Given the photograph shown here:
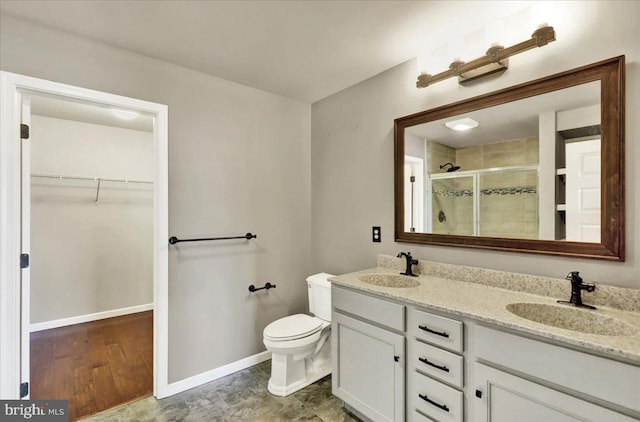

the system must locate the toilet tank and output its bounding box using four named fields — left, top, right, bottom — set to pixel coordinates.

left=307, top=273, right=334, bottom=322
